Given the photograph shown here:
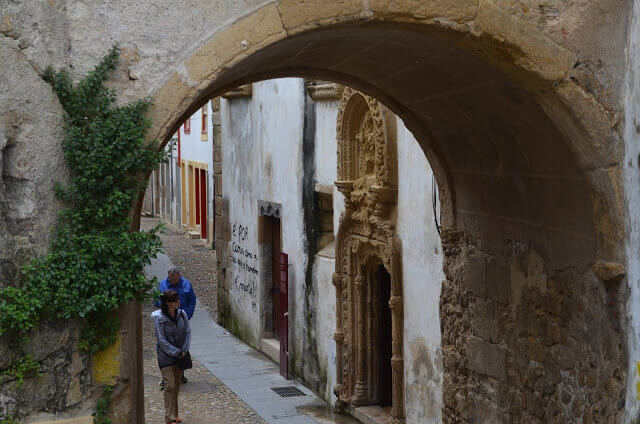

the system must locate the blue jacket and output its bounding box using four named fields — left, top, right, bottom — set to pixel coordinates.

left=155, top=309, right=191, bottom=368
left=154, top=277, right=197, bottom=319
